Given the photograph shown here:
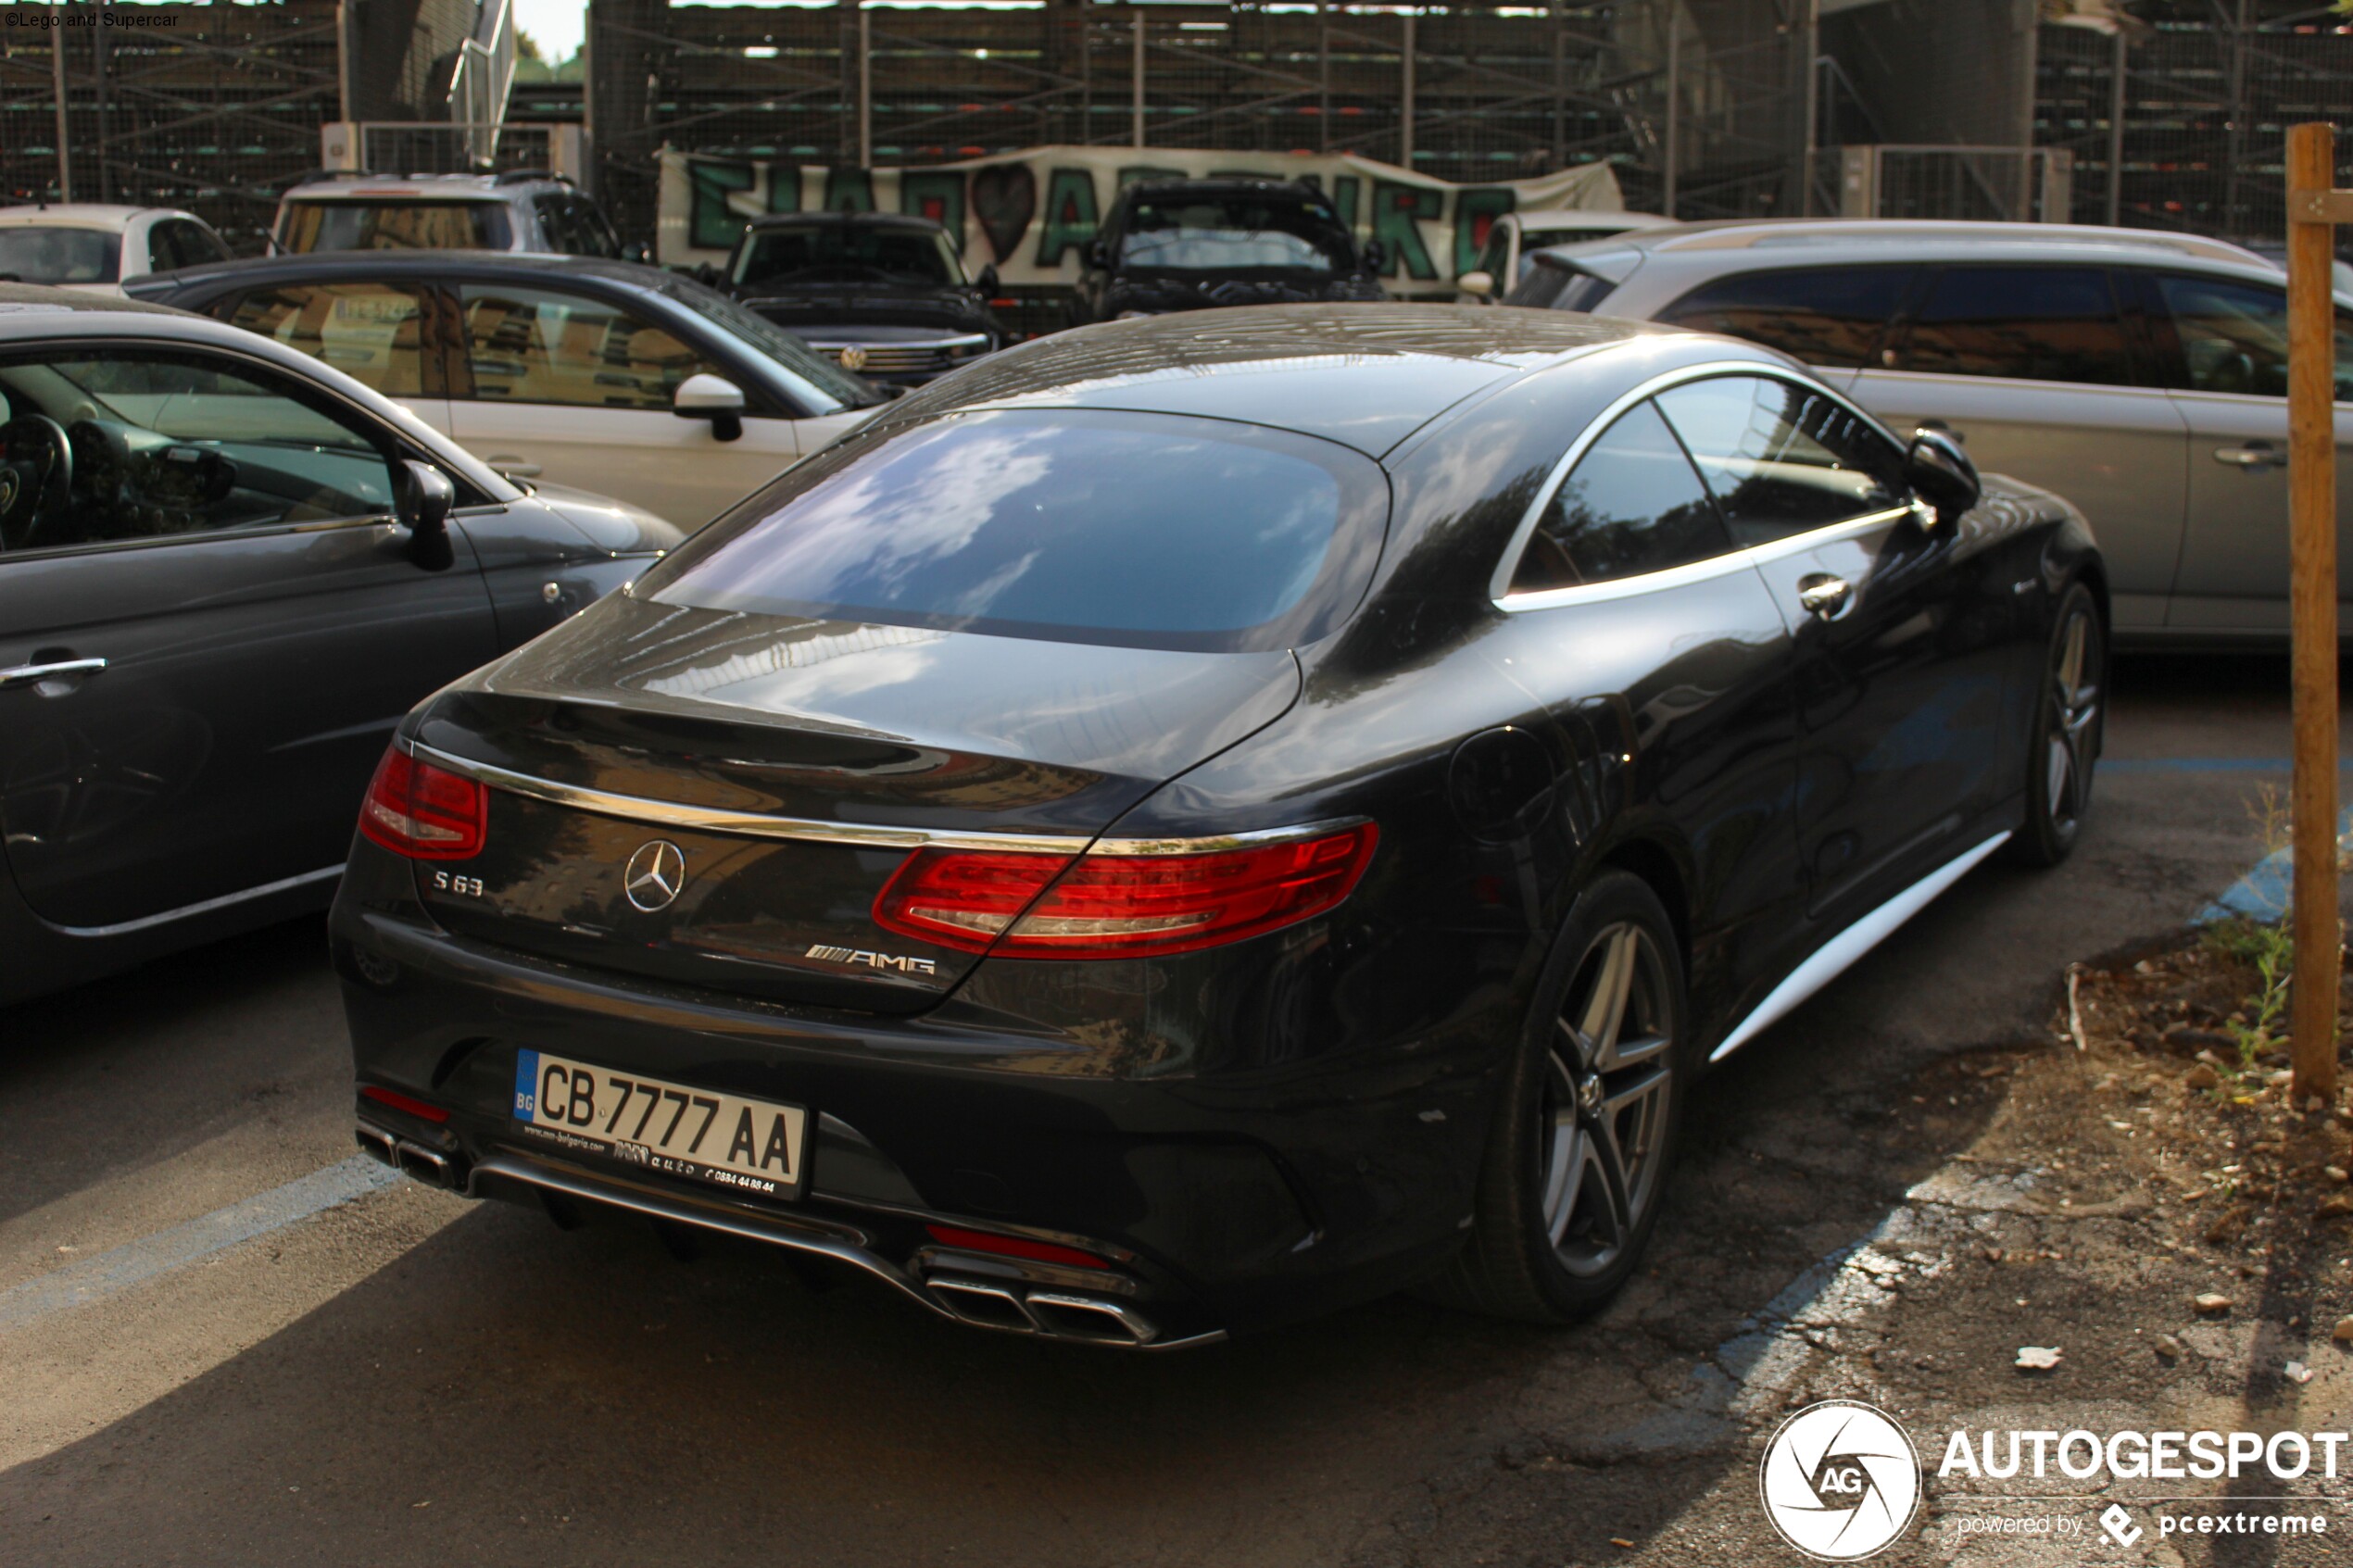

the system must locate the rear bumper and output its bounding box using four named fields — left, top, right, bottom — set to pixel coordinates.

left=331, top=898, right=1496, bottom=1342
